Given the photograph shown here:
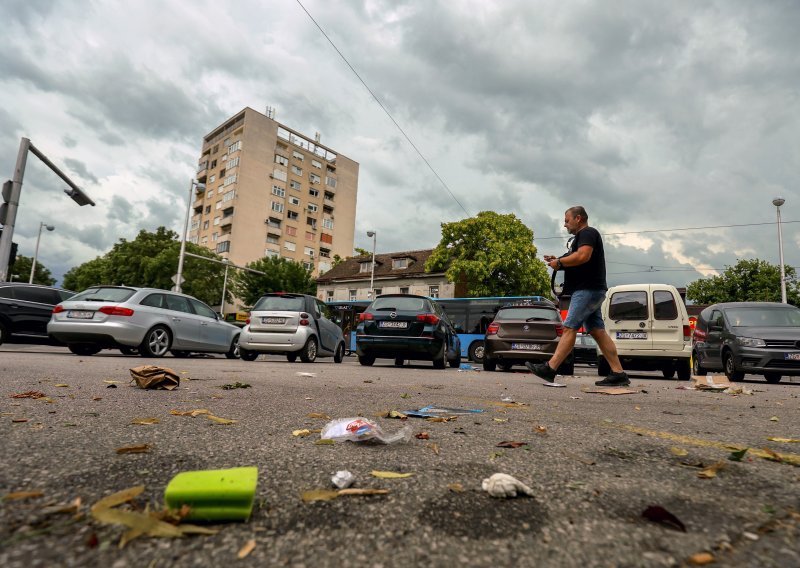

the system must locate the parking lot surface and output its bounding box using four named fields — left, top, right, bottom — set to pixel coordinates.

left=1, top=345, right=799, bottom=567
